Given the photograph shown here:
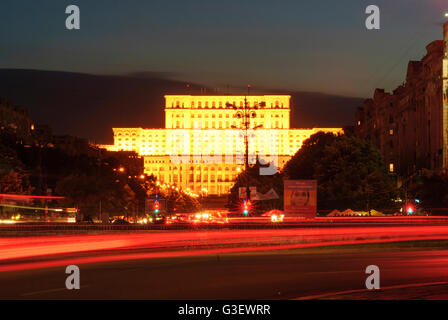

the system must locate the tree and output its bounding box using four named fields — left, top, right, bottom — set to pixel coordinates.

left=228, top=161, right=284, bottom=214
left=160, top=187, right=200, bottom=214
left=0, top=170, right=33, bottom=194
left=283, top=132, right=337, bottom=180
left=0, top=142, right=33, bottom=194
left=283, top=133, right=398, bottom=211
left=56, top=173, right=136, bottom=221
left=408, top=169, right=448, bottom=209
